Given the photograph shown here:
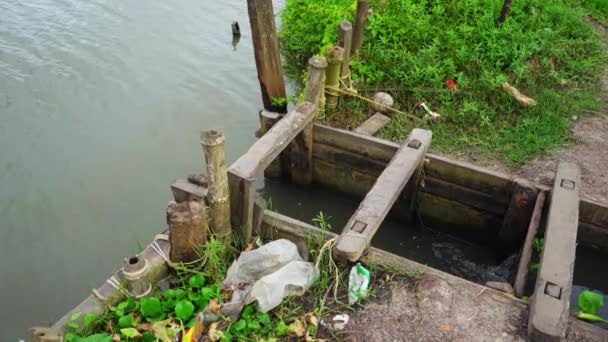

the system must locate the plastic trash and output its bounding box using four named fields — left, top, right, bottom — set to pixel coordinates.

left=247, top=260, right=317, bottom=312
left=199, top=239, right=317, bottom=324
left=331, top=314, right=350, bottom=330
left=348, top=263, right=371, bottom=304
